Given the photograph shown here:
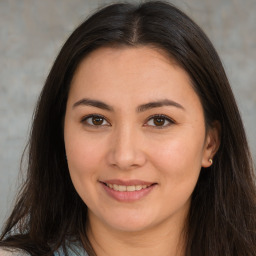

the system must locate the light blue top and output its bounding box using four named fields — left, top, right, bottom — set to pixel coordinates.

left=0, top=243, right=88, bottom=256
left=53, top=245, right=88, bottom=256
left=0, top=247, right=88, bottom=256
